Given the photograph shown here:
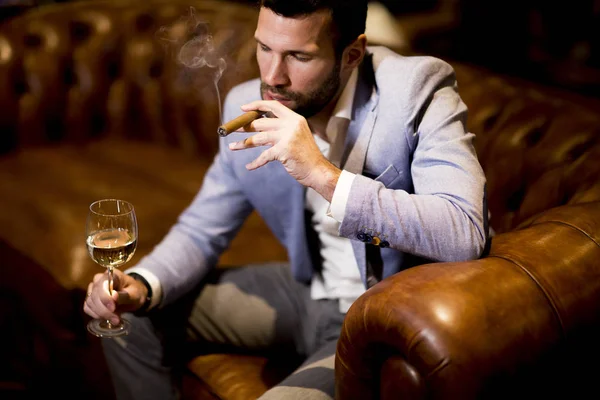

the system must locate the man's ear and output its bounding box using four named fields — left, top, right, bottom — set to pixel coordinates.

left=343, top=34, right=367, bottom=70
